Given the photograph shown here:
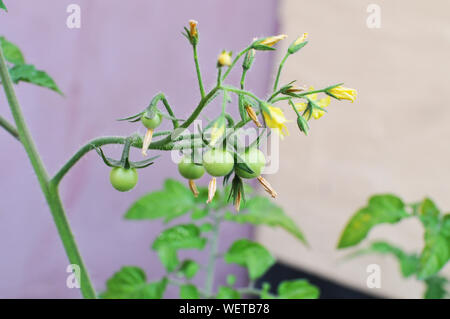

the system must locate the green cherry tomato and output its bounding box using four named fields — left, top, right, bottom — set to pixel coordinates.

left=235, top=148, right=266, bottom=179
left=178, top=156, right=205, bottom=180
left=109, top=167, right=138, bottom=192
left=203, top=149, right=234, bottom=177
left=141, top=113, right=162, bottom=129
